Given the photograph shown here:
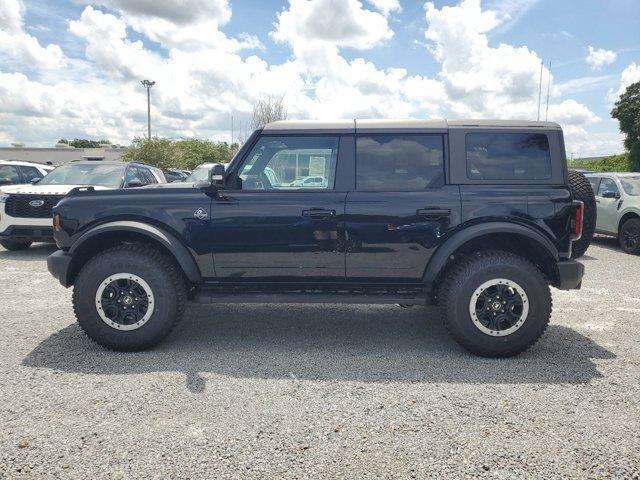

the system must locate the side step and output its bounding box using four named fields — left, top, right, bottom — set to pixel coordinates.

left=193, top=292, right=429, bottom=305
